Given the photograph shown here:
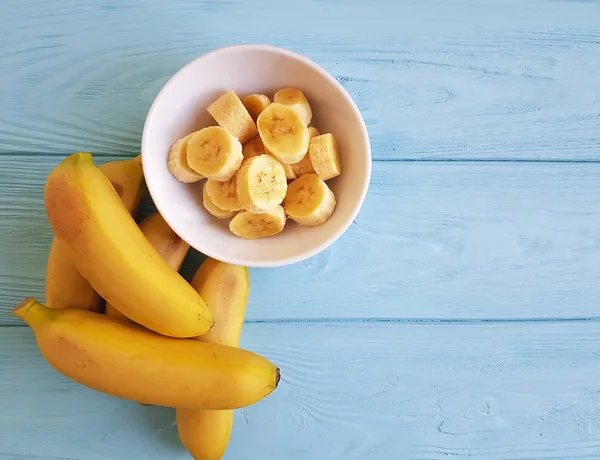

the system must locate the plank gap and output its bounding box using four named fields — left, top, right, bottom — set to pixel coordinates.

left=3, top=151, right=600, bottom=165
left=2, top=316, right=599, bottom=327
